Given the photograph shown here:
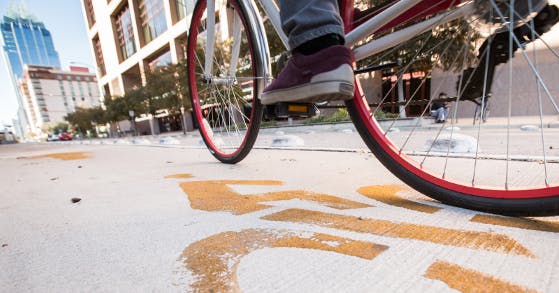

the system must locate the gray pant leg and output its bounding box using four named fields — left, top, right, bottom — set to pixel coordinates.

left=279, top=0, right=344, bottom=49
